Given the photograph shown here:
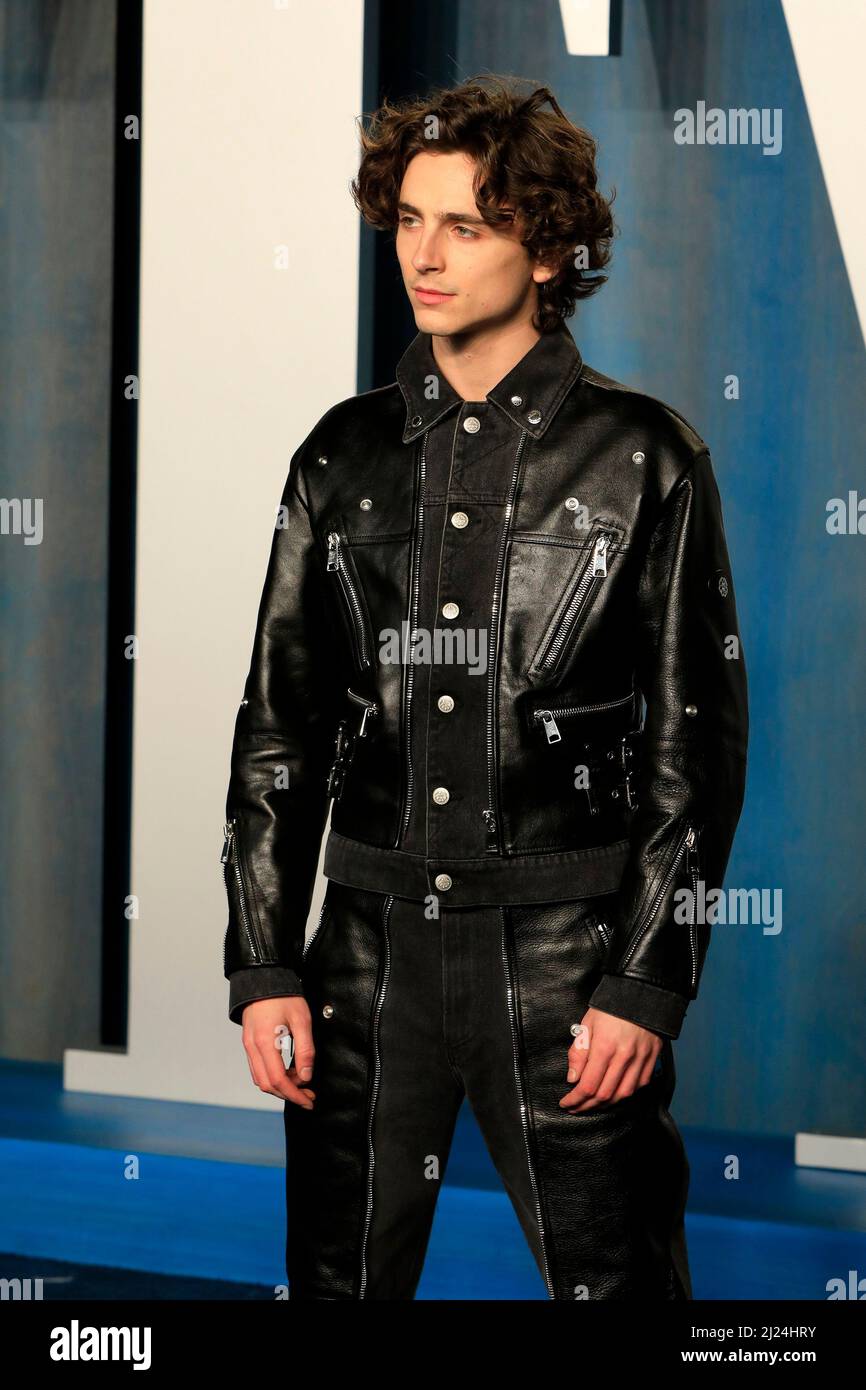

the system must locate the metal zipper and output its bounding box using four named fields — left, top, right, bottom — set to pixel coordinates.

left=621, top=822, right=697, bottom=969
left=221, top=818, right=260, bottom=960
left=685, top=827, right=700, bottom=988
left=533, top=690, right=635, bottom=744
left=396, top=434, right=427, bottom=845
left=326, top=529, right=371, bottom=669
left=500, top=909, right=555, bottom=1298
left=595, top=916, right=610, bottom=950
left=533, top=529, right=617, bottom=675
left=483, top=432, right=528, bottom=854
left=302, top=898, right=328, bottom=962
left=358, top=894, right=393, bottom=1298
